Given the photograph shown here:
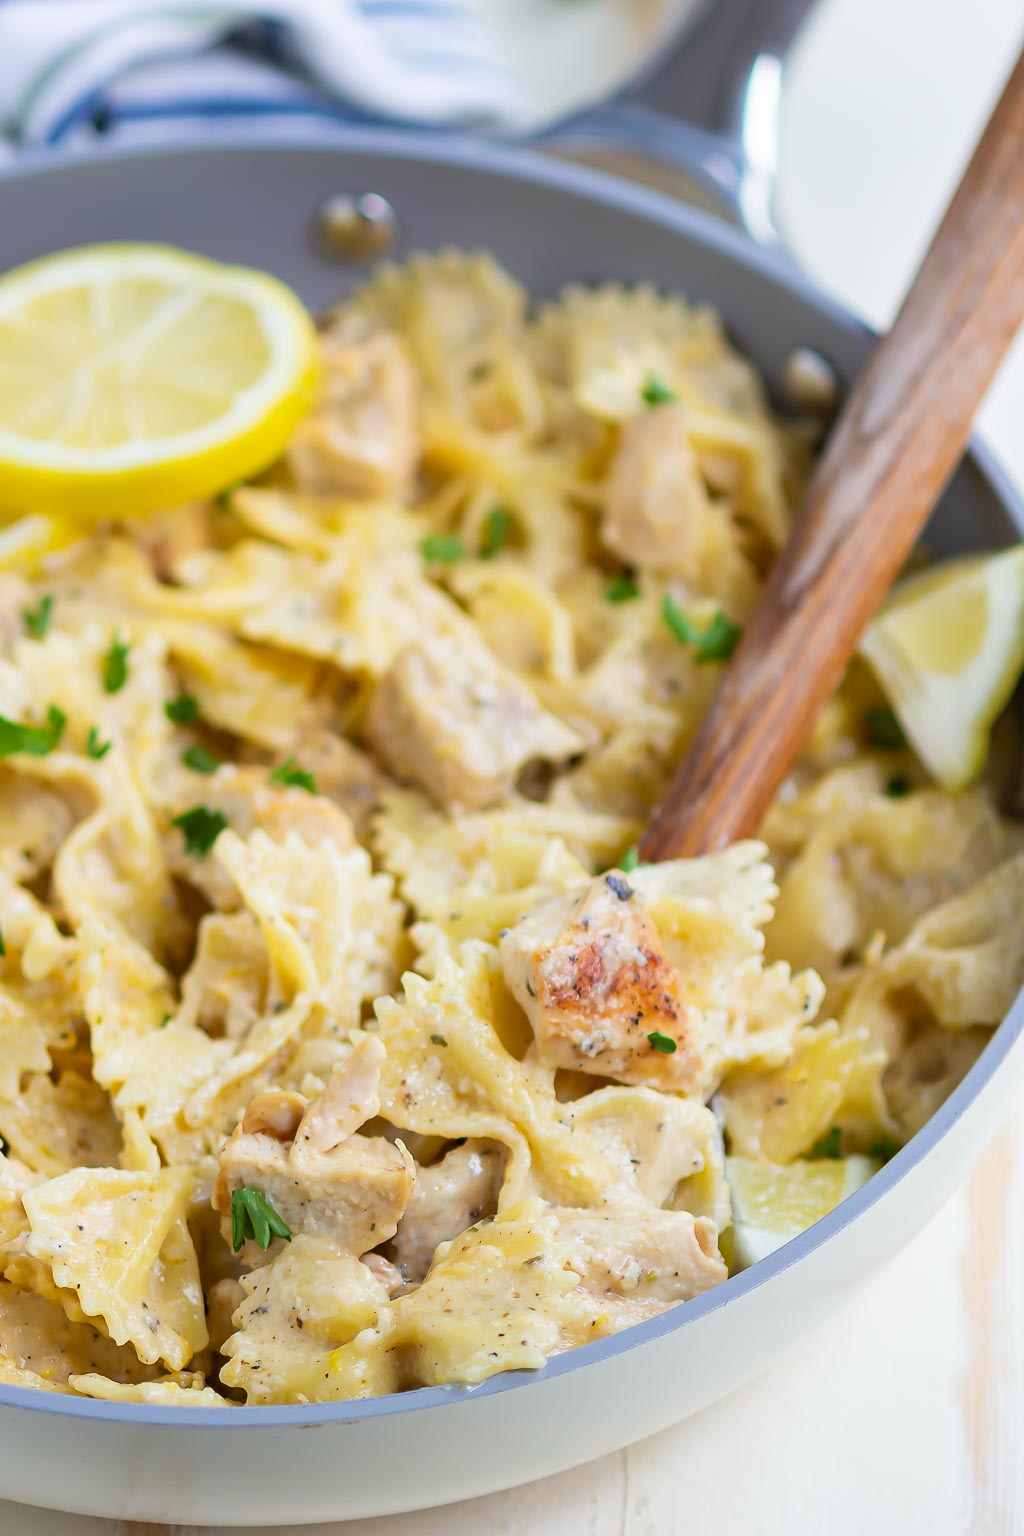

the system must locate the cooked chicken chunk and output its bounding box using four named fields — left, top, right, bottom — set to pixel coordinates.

left=556, top=1206, right=726, bottom=1312
left=170, top=764, right=355, bottom=908
left=365, top=632, right=583, bottom=811
left=500, top=873, right=704, bottom=1091
left=288, top=729, right=390, bottom=839
left=213, top=1037, right=415, bottom=1255
left=602, top=403, right=730, bottom=583
left=388, top=1141, right=504, bottom=1282
left=287, top=319, right=418, bottom=500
